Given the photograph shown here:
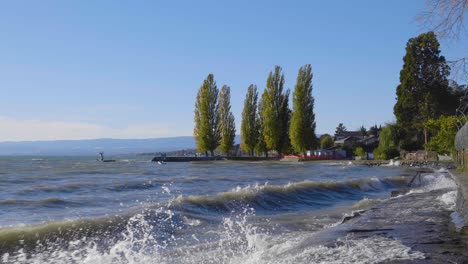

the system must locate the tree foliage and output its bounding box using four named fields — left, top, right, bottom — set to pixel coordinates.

left=374, top=123, right=400, bottom=160
left=335, top=123, right=347, bottom=136
left=261, top=66, right=291, bottom=155
left=359, top=126, right=367, bottom=137
left=320, top=134, right=334, bottom=149
left=255, top=100, right=268, bottom=157
left=424, top=115, right=459, bottom=154
left=240, top=85, right=258, bottom=156
left=394, top=32, right=452, bottom=149
left=289, top=64, right=317, bottom=154
left=194, top=74, right=220, bottom=156
left=217, top=85, right=236, bottom=155
left=368, top=125, right=380, bottom=136
left=354, top=146, right=366, bottom=158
